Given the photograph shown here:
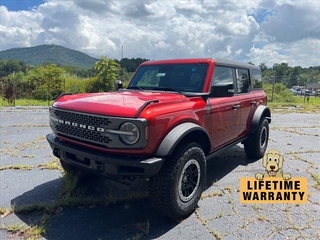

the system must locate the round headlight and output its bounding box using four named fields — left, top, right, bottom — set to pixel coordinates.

left=119, top=122, right=140, bottom=145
